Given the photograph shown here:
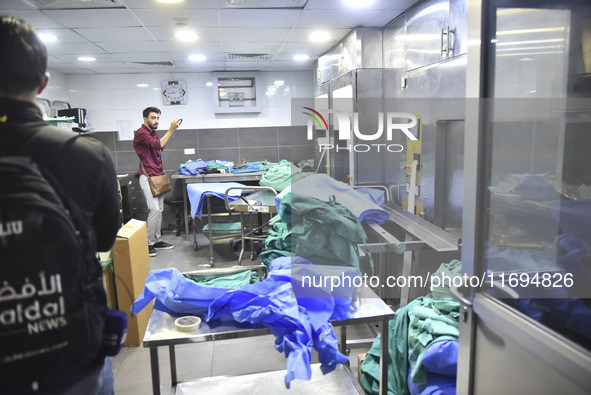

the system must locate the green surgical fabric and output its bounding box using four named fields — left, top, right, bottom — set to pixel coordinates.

left=260, top=215, right=292, bottom=265
left=259, top=160, right=305, bottom=192
left=186, top=269, right=259, bottom=289
left=360, top=298, right=422, bottom=395
left=360, top=260, right=462, bottom=393
left=260, top=192, right=372, bottom=274
left=407, top=260, right=461, bottom=385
